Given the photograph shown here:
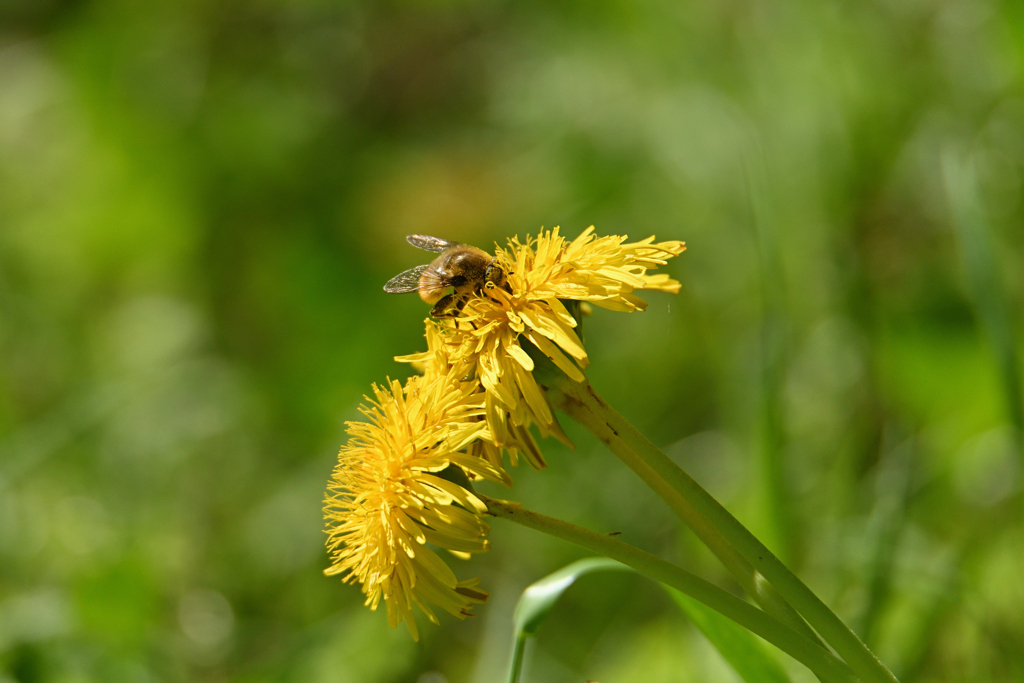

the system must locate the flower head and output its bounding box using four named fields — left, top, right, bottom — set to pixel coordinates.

left=397, top=320, right=548, bottom=472
left=323, top=373, right=508, bottom=639
left=414, top=227, right=685, bottom=441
